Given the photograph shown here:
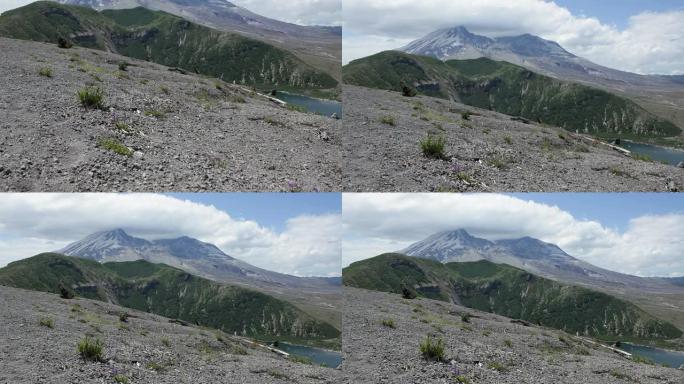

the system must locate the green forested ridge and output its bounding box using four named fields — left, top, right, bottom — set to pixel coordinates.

left=0, top=253, right=340, bottom=343
left=343, top=253, right=682, bottom=340
left=342, top=51, right=680, bottom=137
left=0, top=2, right=337, bottom=91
